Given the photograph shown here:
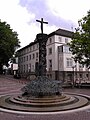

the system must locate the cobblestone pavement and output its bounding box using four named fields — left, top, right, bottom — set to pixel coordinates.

left=0, top=75, right=90, bottom=120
